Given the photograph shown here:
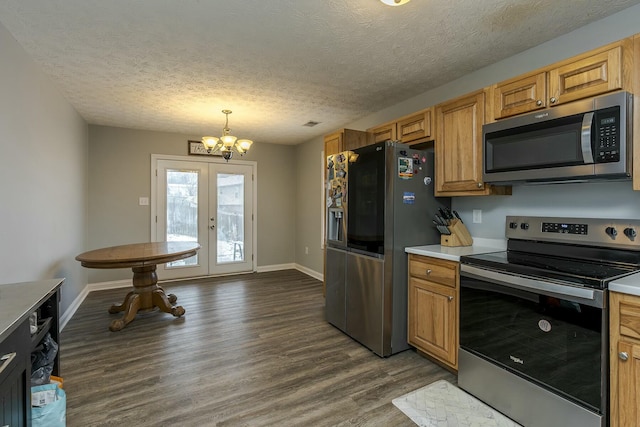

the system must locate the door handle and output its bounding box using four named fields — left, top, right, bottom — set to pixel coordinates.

left=210, top=225, right=215, bottom=230
left=0, top=352, right=16, bottom=375
left=619, top=351, right=629, bottom=361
